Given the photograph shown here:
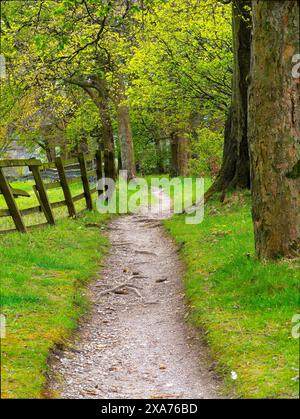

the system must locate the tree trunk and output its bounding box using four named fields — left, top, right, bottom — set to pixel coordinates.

left=59, top=143, right=69, bottom=160
left=116, top=88, right=136, bottom=179
left=207, top=0, right=251, bottom=197
left=248, top=0, right=300, bottom=259
left=170, top=132, right=189, bottom=176
left=97, top=90, right=116, bottom=179
left=170, top=132, right=179, bottom=177
left=177, top=133, right=189, bottom=176
left=45, top=145, right=56, bottom=162
left=155, top=138, right=165, bottom=174
left=82, top=77, right=116, bottom=180
left=117, top=152, right=122, bottom=171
